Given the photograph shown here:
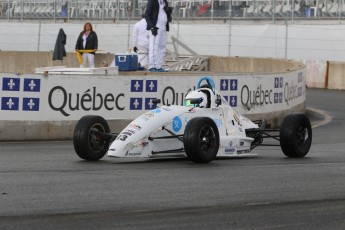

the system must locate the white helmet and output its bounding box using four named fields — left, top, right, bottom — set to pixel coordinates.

left=185, top=90, right=207, bottom=108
